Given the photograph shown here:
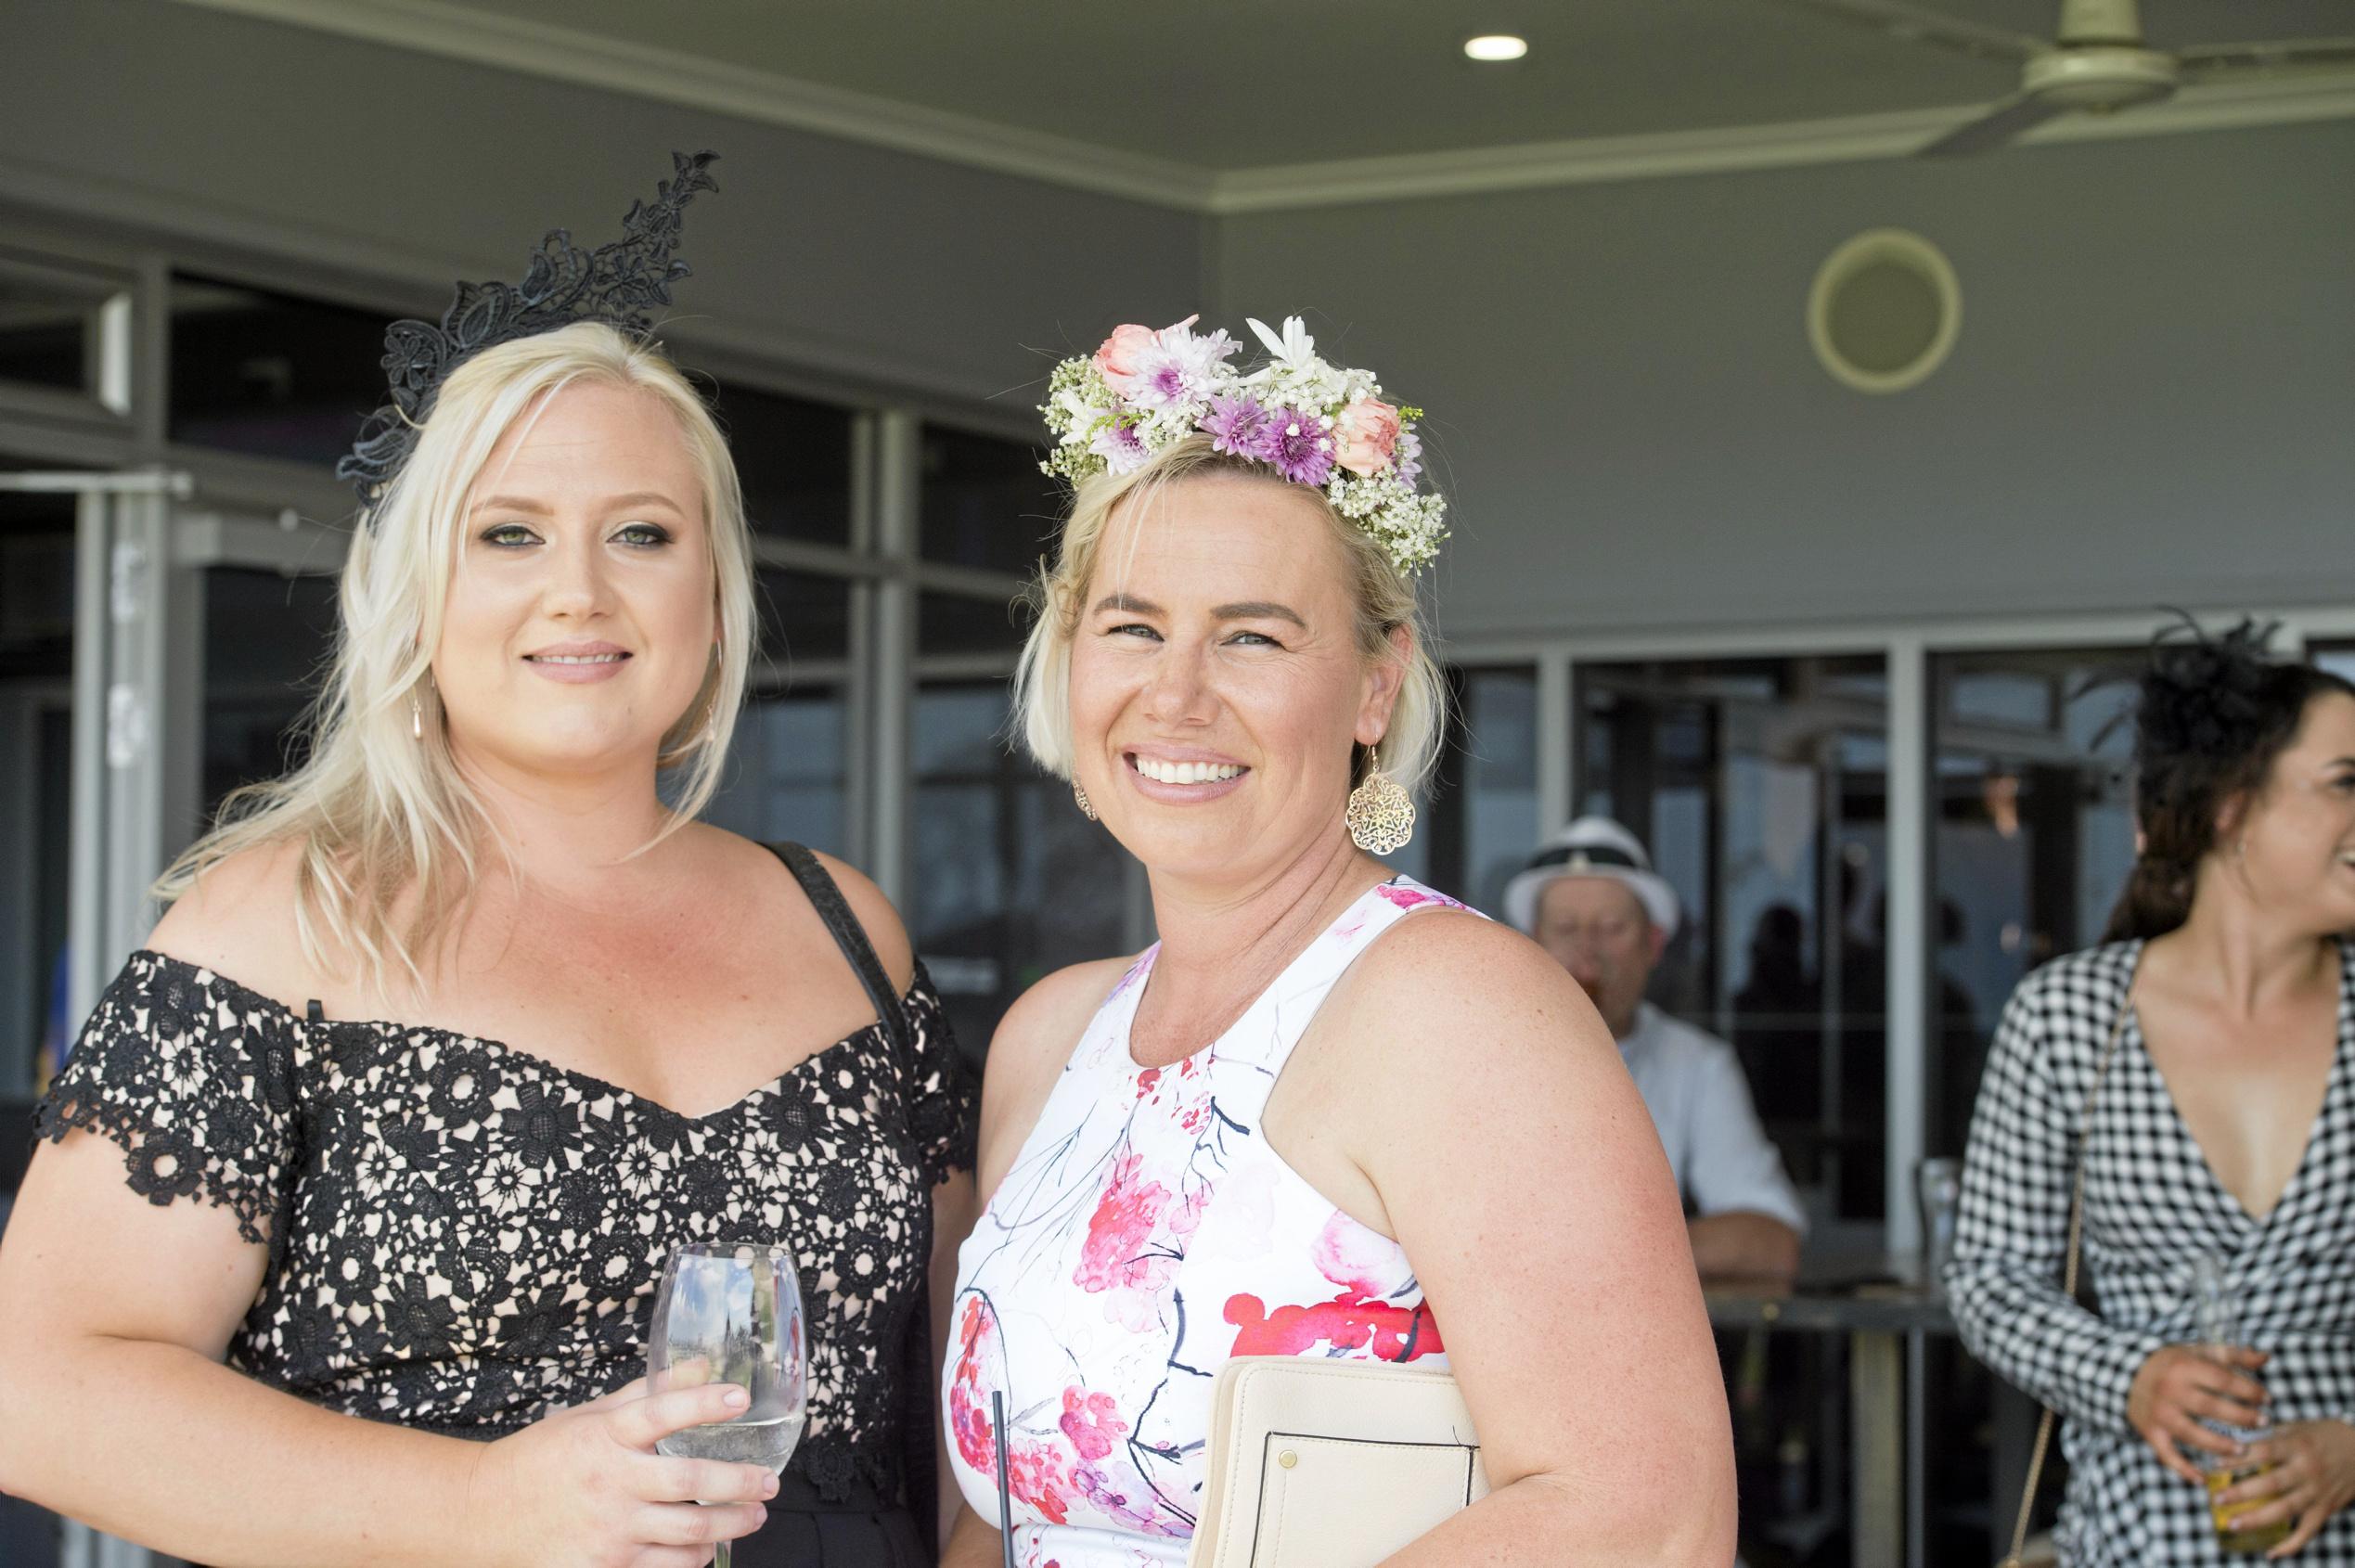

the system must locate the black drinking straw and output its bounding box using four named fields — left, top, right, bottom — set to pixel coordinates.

left=993, top=1390, right=1016, bottom=1568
